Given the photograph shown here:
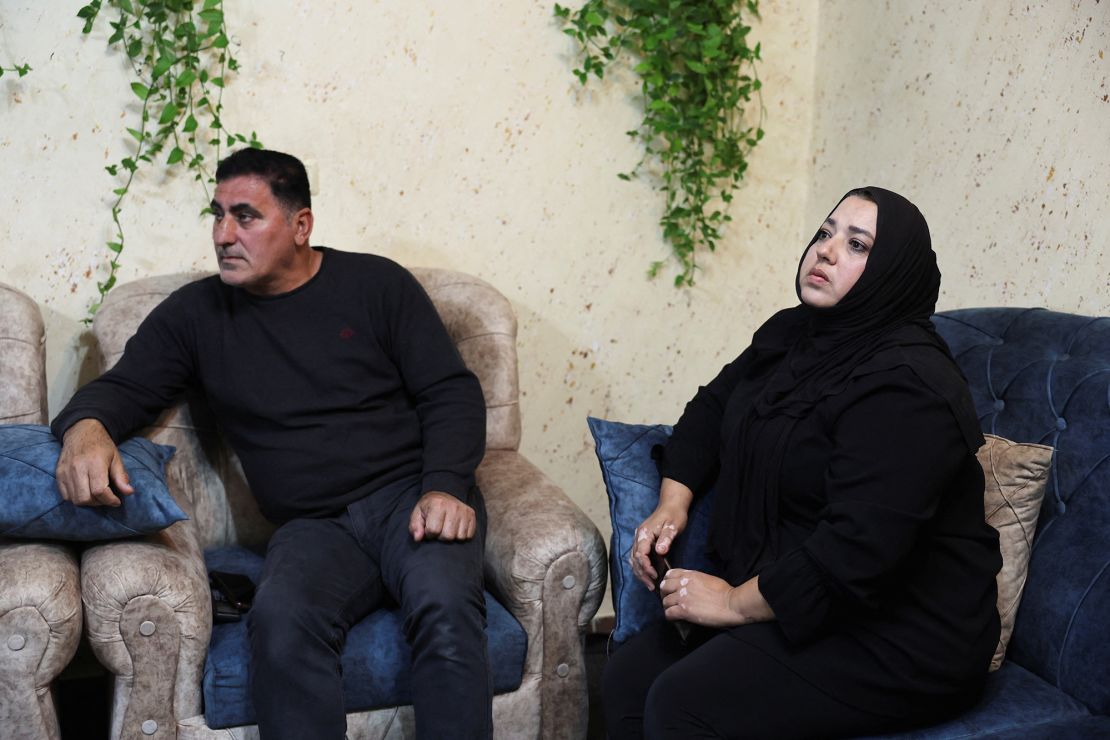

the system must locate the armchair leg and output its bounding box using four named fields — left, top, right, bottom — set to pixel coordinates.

left=105, top=597, right=181, bottom=740
left=0, top=607, right=62, bottom=740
